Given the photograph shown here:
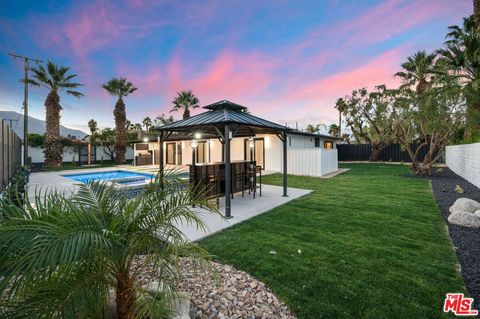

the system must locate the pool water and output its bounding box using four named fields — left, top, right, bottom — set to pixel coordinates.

left=63, top=170, right=156, bottom=184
